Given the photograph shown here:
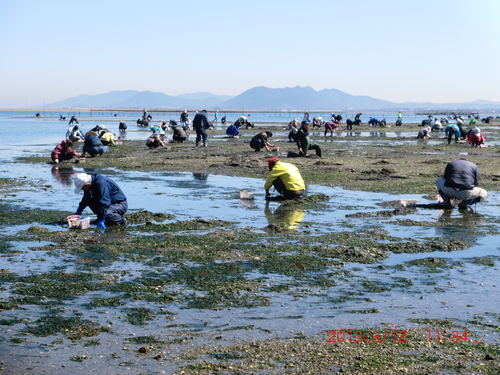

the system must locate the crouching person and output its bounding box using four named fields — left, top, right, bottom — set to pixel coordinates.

left=51, top=139, right=81, bottom=164
left=73, top=173, right=128, bottom=229
left=250, top=131, right=274, bottom=152
left=265, top=157, right=305, bottom=200
left=436, top=159, right=488, bottom=209
left=83, top=134, right=108, bottom=157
